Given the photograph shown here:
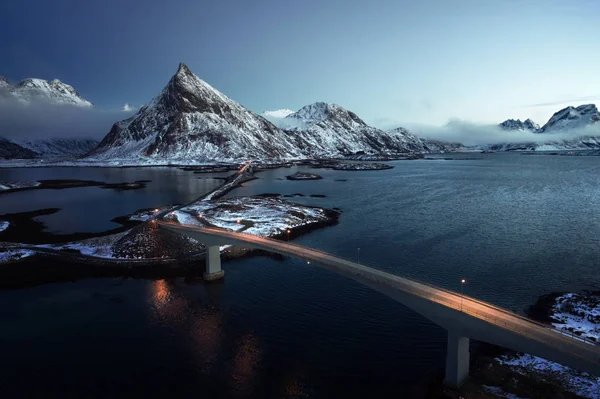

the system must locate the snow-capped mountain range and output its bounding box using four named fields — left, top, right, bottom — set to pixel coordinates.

left=499, top=105, right=599, bottom=134
left=88, top=63, right=447, bottom=162
left=3, top=63, right=600, bottom=161
left=89, top=63, right=303, bottom=161
left=489, top=104, right=600, bottom=151
left=0, top=76, right=93, bottom=107
left=0, top=76, right=99, bottom=159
